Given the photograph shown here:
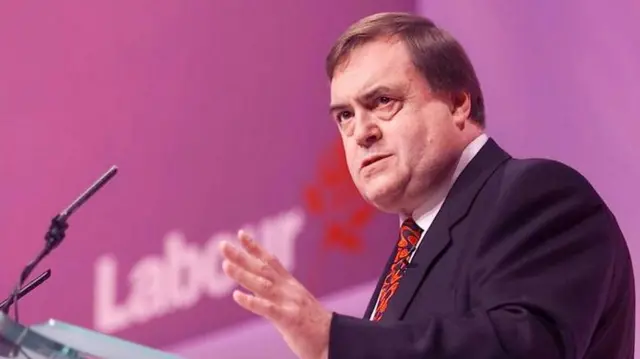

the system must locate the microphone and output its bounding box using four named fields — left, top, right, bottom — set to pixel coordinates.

left=0, top=269, right=51, bottom=312
left=2, top=166, right=118, bottom=321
